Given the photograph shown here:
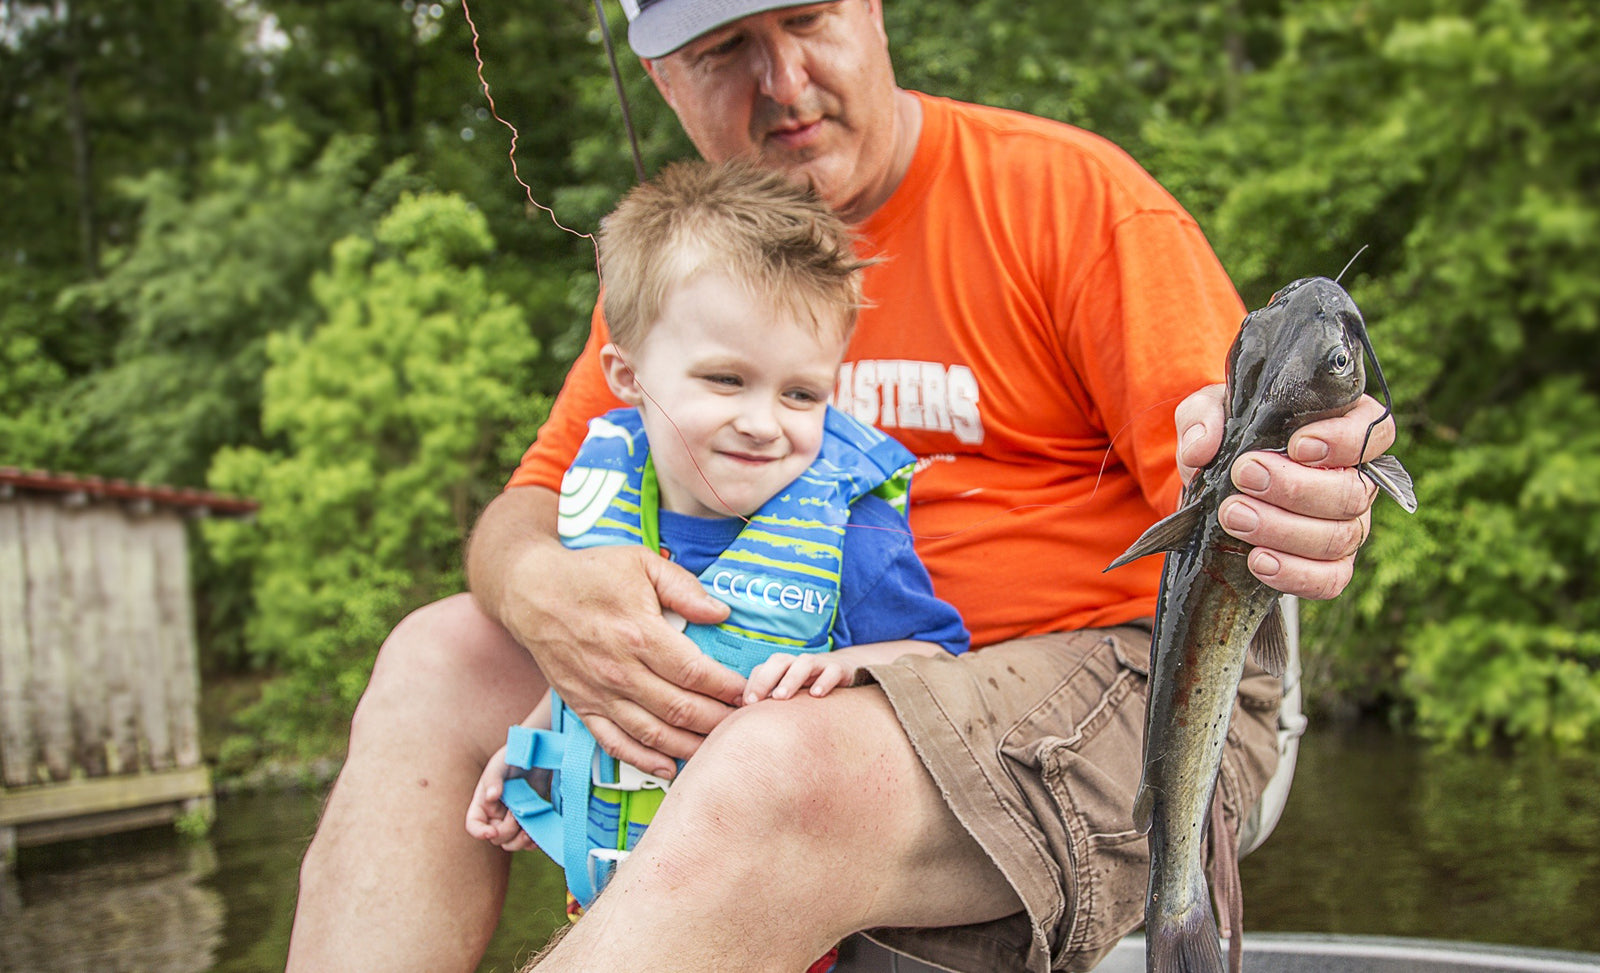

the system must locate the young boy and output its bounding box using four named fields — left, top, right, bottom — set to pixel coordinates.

left=464, top=161, right=967, bottom=902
